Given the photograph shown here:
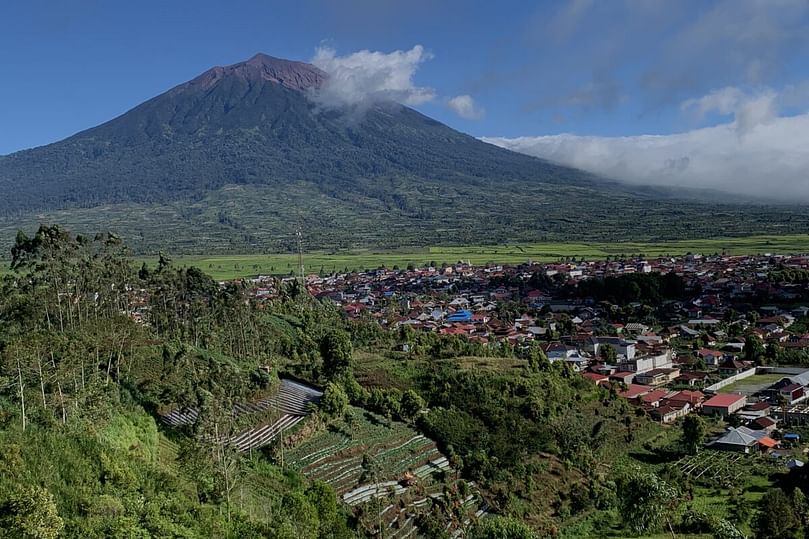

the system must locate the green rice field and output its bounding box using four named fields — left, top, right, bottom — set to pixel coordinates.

left=4, top=233, right=809, bottom=281
left=149, top=234, right=809, bottom=280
